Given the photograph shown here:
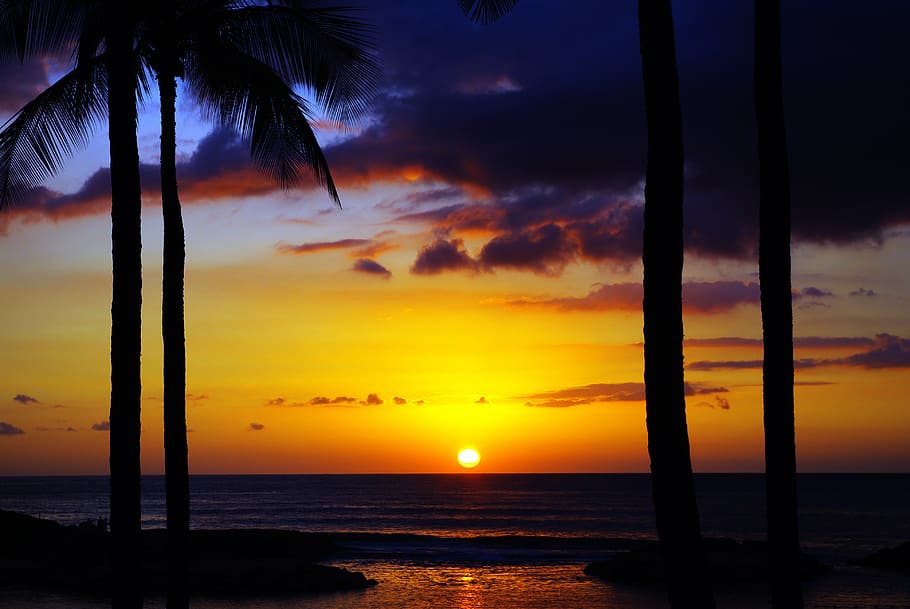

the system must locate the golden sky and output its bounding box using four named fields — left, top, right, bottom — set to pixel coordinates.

left=1, top=2, right=908, bottom=474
